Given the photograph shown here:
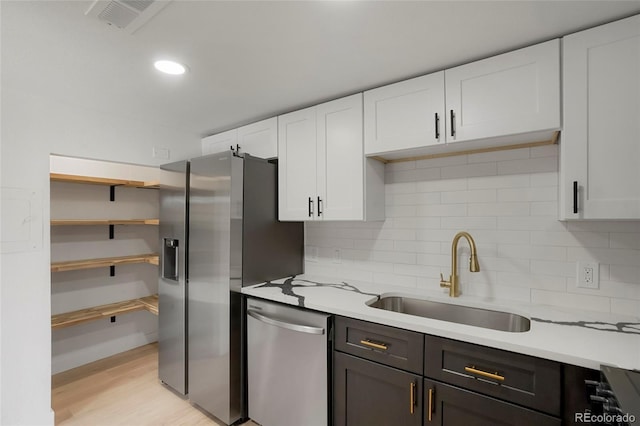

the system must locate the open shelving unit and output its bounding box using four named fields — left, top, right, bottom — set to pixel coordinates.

left=50, top=170, right=160, bottom=337
left=51, top=295, right=158, bottom=330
